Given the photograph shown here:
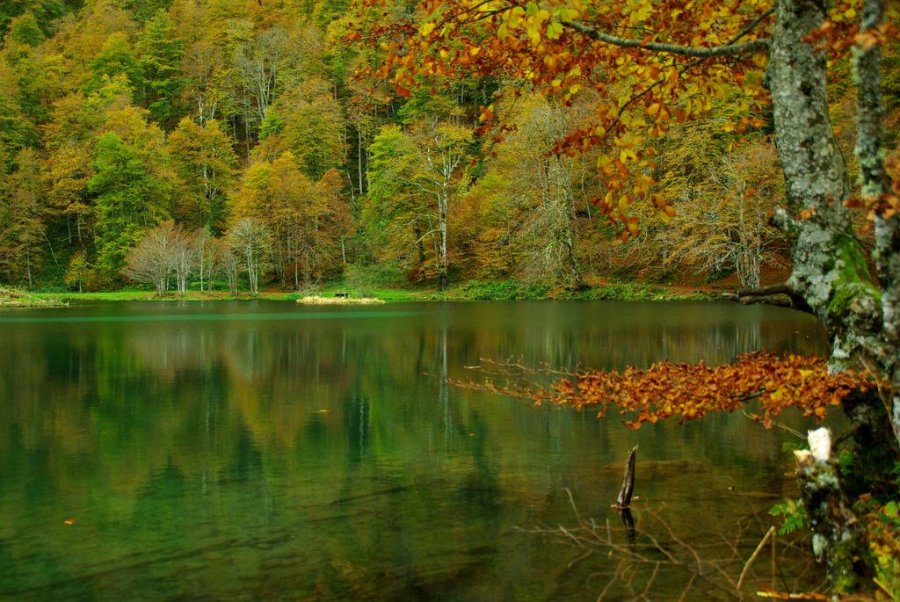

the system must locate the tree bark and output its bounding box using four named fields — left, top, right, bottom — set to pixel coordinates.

left=767, top=0, right=890, bottom=384
left=854, top=0, right=900, bottom=448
